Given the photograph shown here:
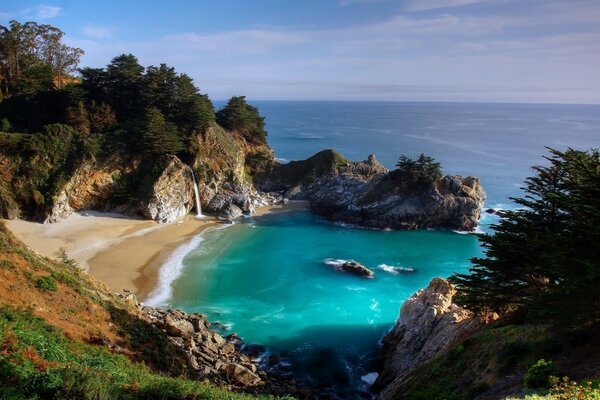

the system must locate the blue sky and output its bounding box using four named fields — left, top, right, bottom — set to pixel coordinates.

left=1, top=0, right=599, bottom=103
